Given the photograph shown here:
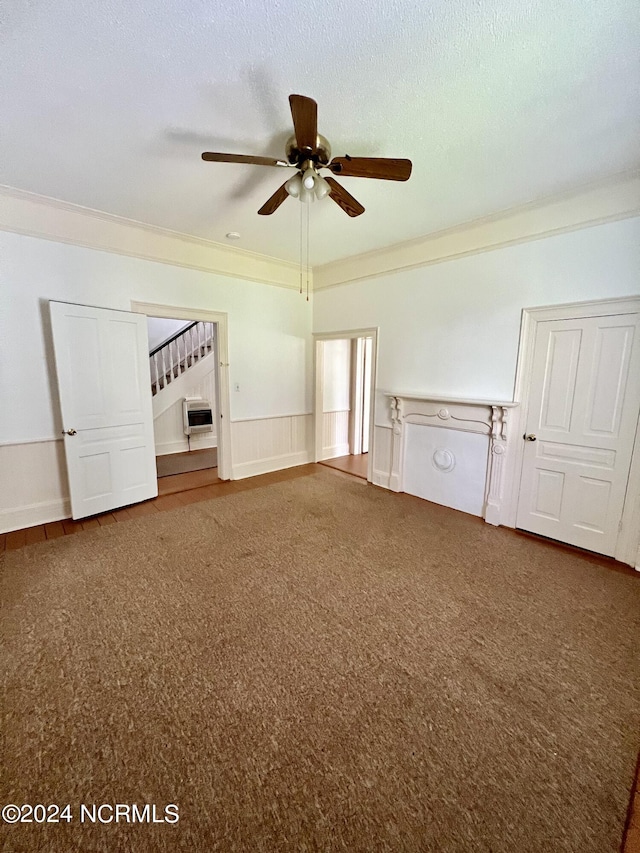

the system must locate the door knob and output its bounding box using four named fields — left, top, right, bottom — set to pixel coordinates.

left=523, top=433, right=537, bottom=442
left=62, top=428, right=77, bottom=436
